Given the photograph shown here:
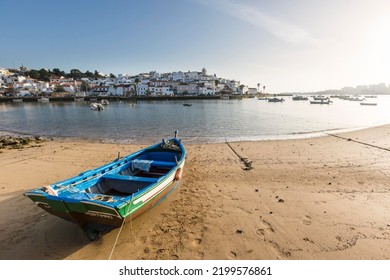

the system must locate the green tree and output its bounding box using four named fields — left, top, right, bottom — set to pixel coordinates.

left=70, top=69, right=82, bottom=79
left=54, top=84, right=65, bottom=92
left=27, top=70, right=40, bottom=80
left=52, top=68, right=61, bottom=76
left=85, top=70, right=94, bottom=78
left=94, top=70, right=103, bottom=79
left=80, top=80, right=90, bottom=92
left=38, top=68, right=50, bottom=81
left=109, top=73, right=116, bottom=79
left=134, top=78, right=141, bottom=96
